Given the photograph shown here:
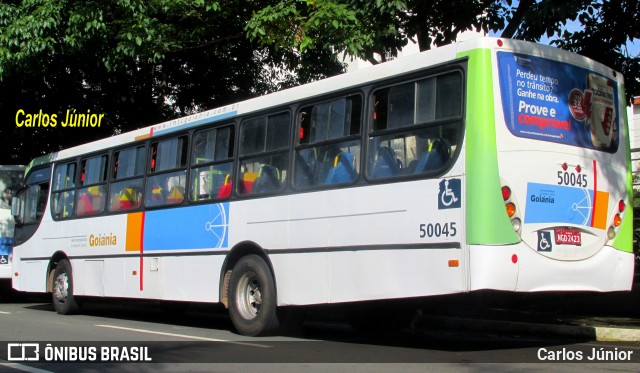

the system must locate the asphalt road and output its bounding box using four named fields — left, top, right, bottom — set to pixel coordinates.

left=0, top=297, right=639, bottom=373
